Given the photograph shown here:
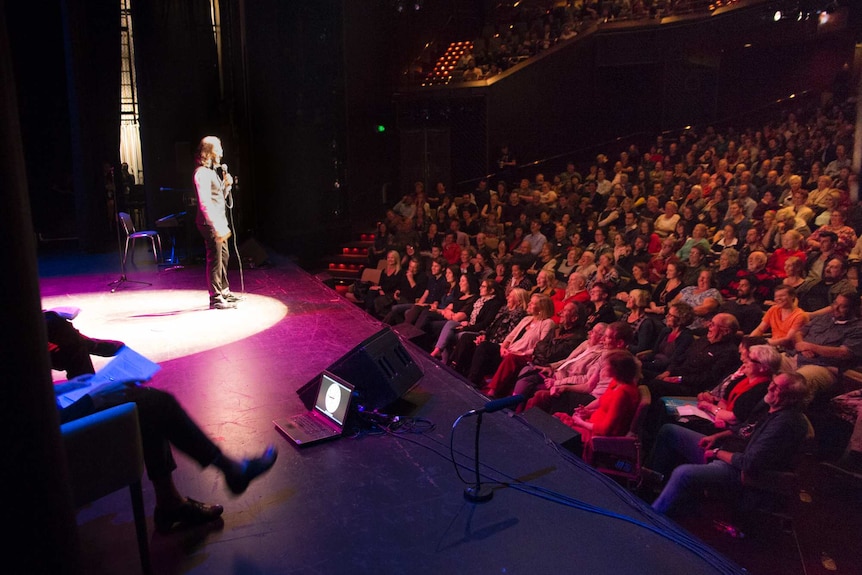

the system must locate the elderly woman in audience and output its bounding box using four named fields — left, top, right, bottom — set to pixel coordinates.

left=529, top=268, right=558, bottom=299
left=749, top=285, right=808, bottom=349
left=672, top=268, right=722, bottom=332
left=655, top=201, right=681, bottom=239
left=812, top=190, right=841, bottom=228
left=766, top=229, right=805, bottom=279
left=806, top=207, right=857, bottom=258
left=676, top=223, right=711, bottom=261
left=690, top=339, right=778, bottom=433
left=554, top=349, right=642, bottom=462
left=648, top=260, right=686, bottom=316
left=471, top=293, right=556, bottom=389
left=554, top=246, right=579, bottom=283
left=429, top=278, right=503, bottom=362
left=715, top=248, right=741, bottom=299
left=710, top=223, right=740, bottom=254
